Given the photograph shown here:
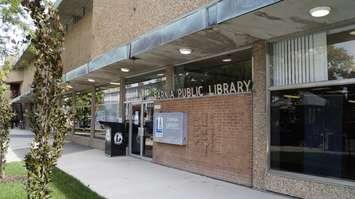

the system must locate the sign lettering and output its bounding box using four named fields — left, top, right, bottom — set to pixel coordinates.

left=154, top=80, right=252, bottom=100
